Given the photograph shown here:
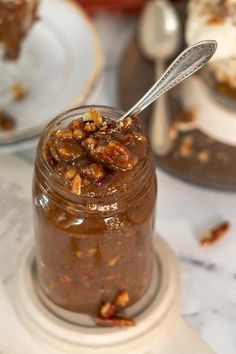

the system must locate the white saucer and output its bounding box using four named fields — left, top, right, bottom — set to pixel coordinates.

left=14, top=237, right=213, bottom=354
left=0, top=0, right=103, bottom=146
